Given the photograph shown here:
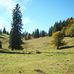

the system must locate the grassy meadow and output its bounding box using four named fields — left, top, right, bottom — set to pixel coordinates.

left=0, top=34, right=74, bottom=74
